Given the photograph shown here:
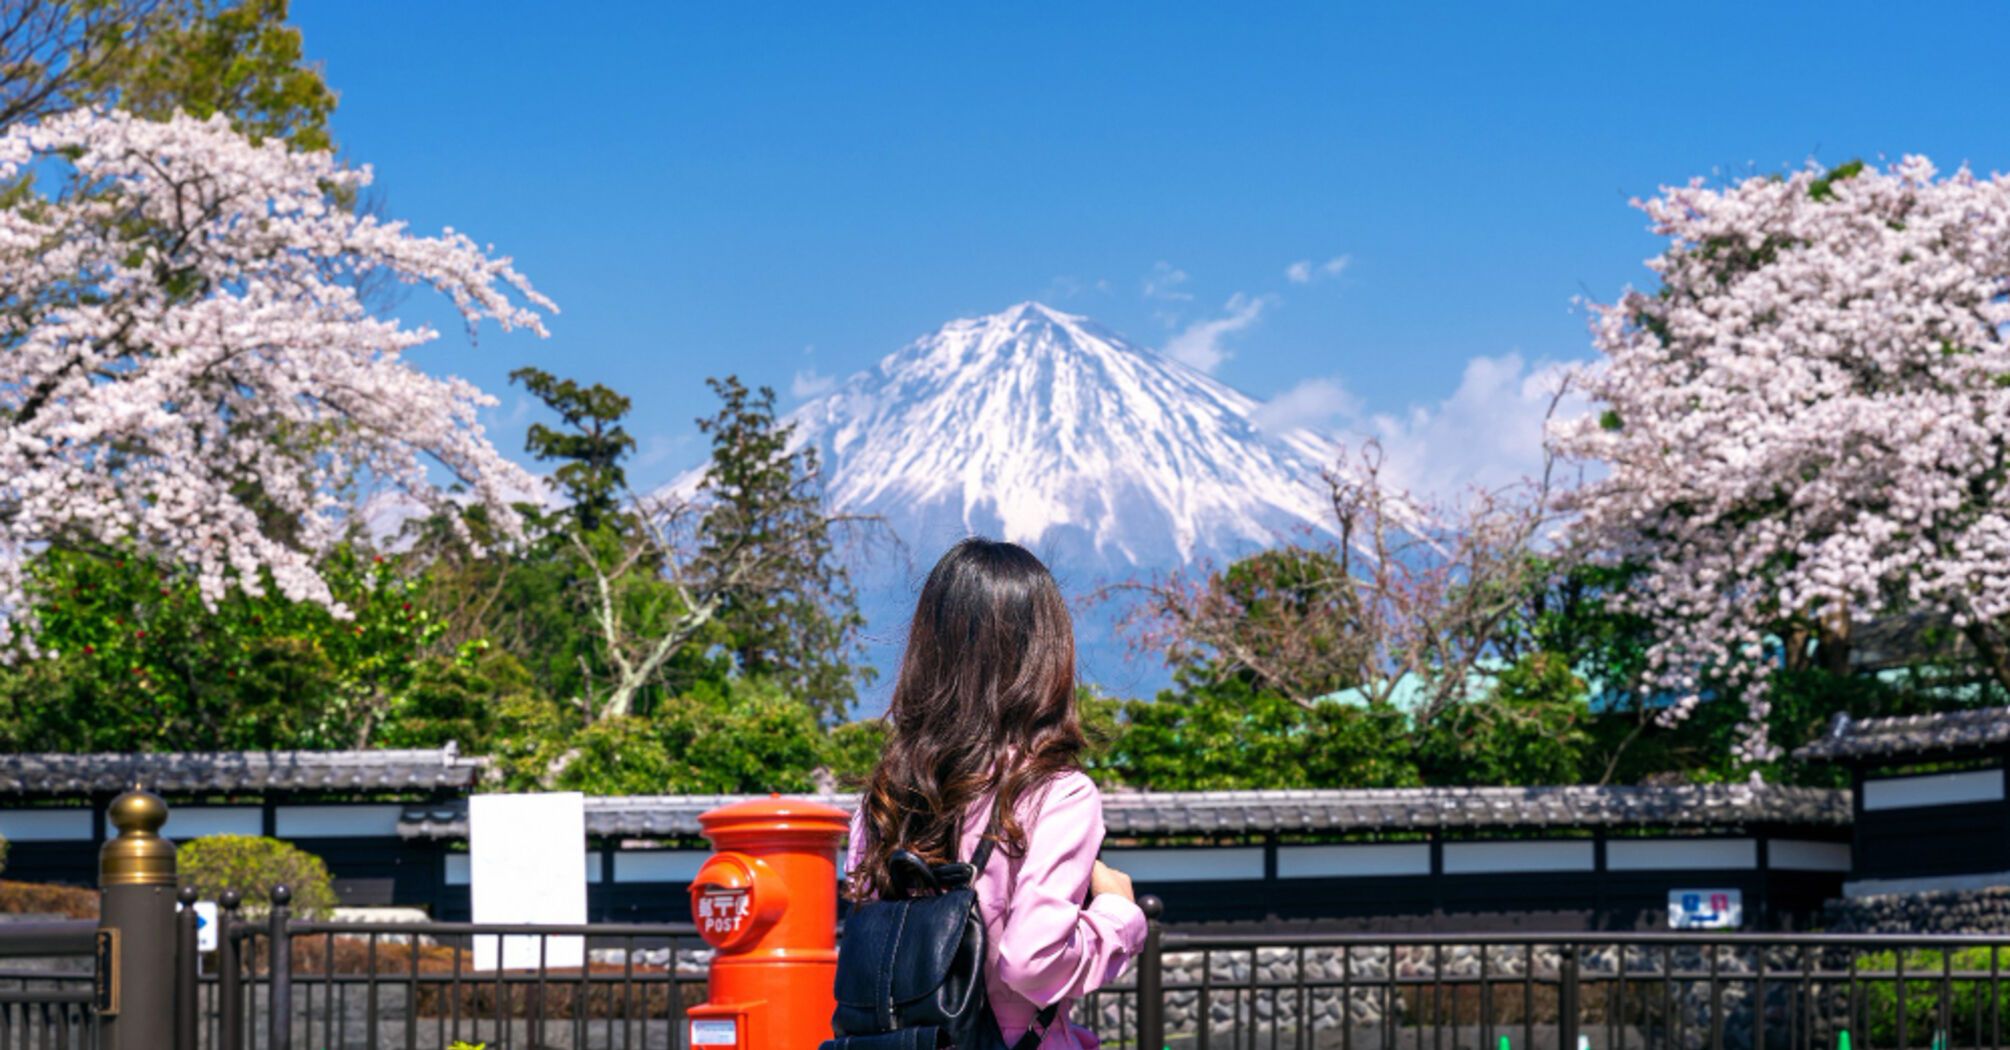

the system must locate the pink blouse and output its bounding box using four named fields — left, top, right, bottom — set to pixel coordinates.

left=844, top=769, right=1148, bottom=1049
